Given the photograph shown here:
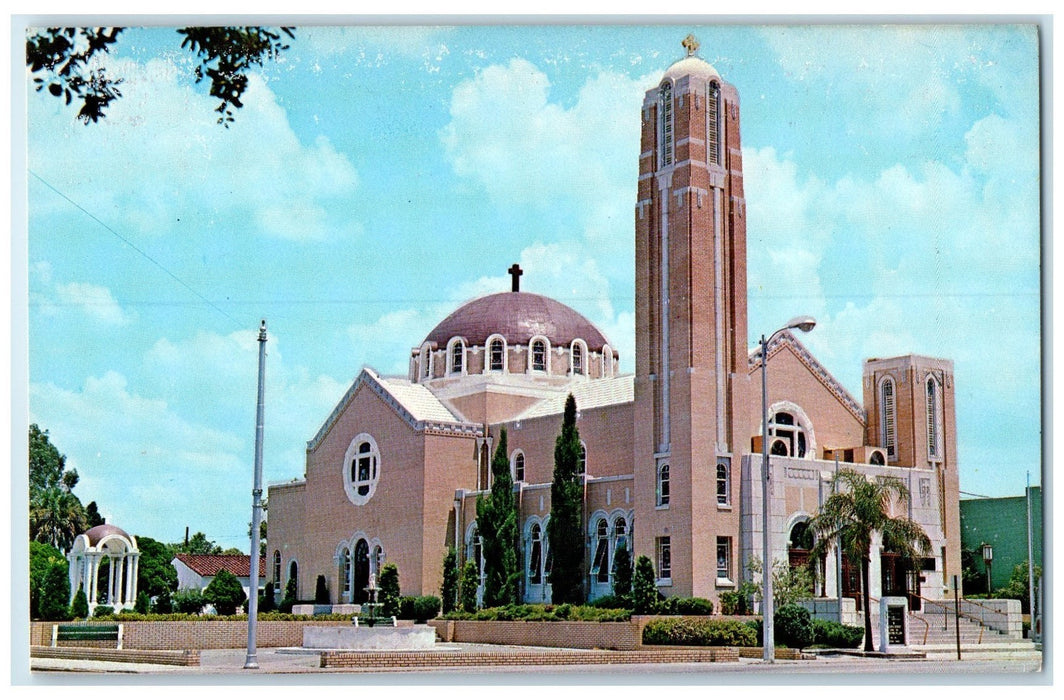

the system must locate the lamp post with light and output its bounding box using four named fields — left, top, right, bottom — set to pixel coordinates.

left=759, top=315, right=816, bottom=663
left=982, top=542, right=994, bottom=594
